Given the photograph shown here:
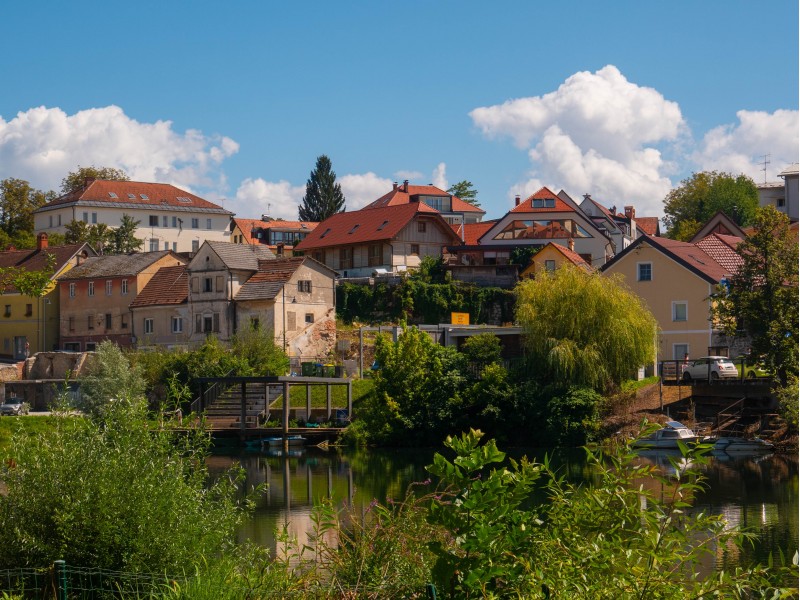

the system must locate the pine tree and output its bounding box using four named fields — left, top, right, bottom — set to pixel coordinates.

left=298, top=155, right=346, bottom=222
